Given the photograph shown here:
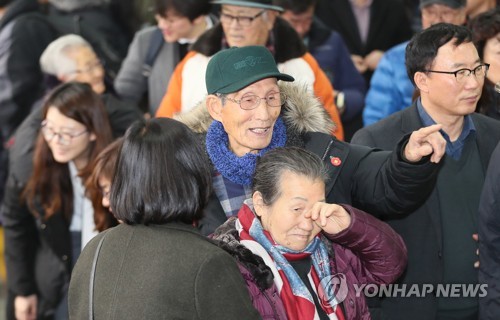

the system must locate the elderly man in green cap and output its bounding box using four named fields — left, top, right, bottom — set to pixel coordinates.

left=155, top=0, right=345, bottom=140
left=175, top=45, right=447, bottom=240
